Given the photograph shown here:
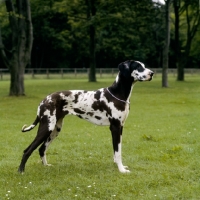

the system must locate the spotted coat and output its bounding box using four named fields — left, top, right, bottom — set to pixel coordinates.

left=18, top=60, right=154, bottom=173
